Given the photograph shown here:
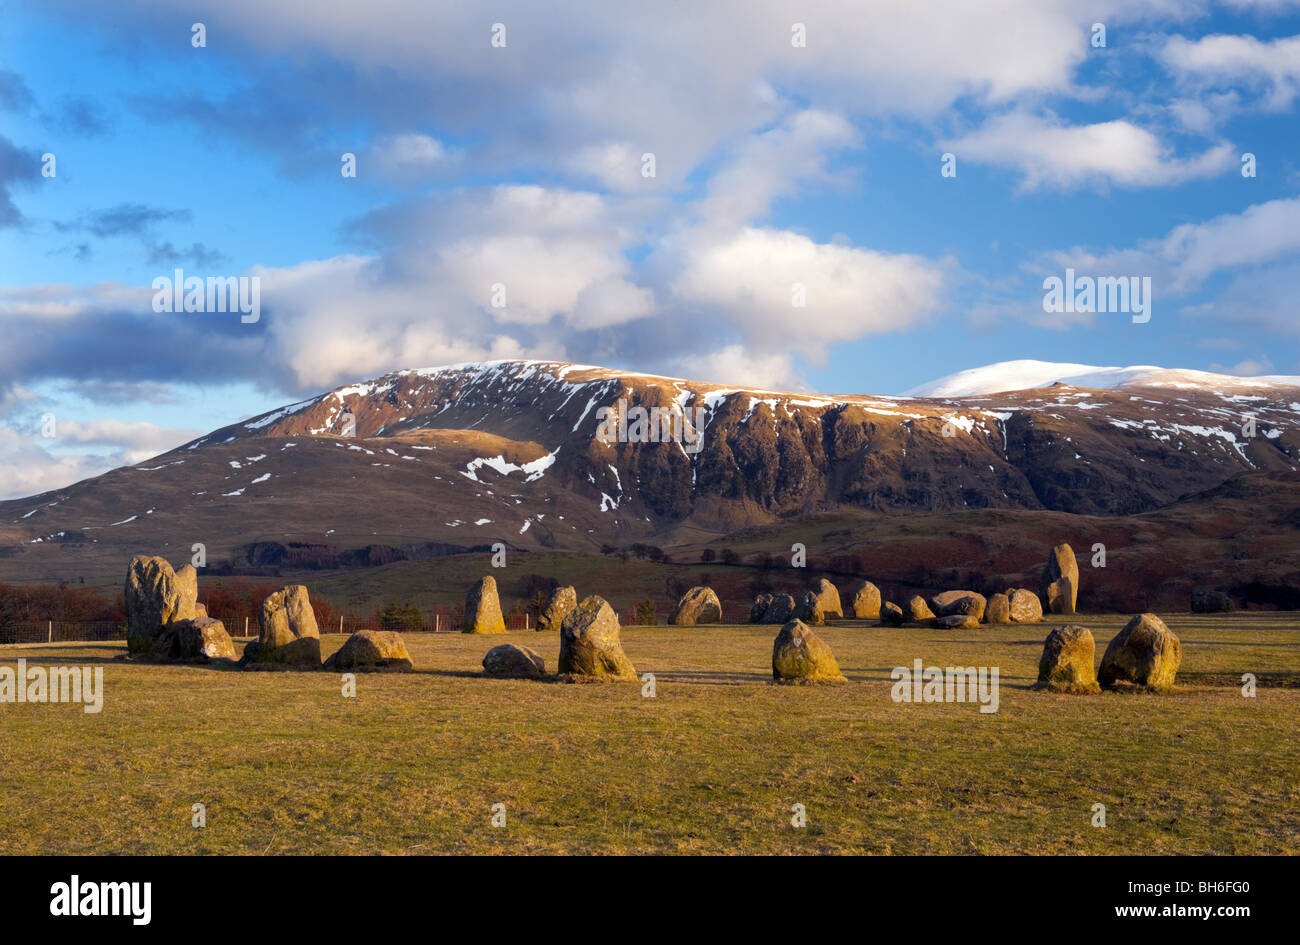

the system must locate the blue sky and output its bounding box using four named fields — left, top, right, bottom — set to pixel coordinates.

left=2, top=0, right=1299, bottom=496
